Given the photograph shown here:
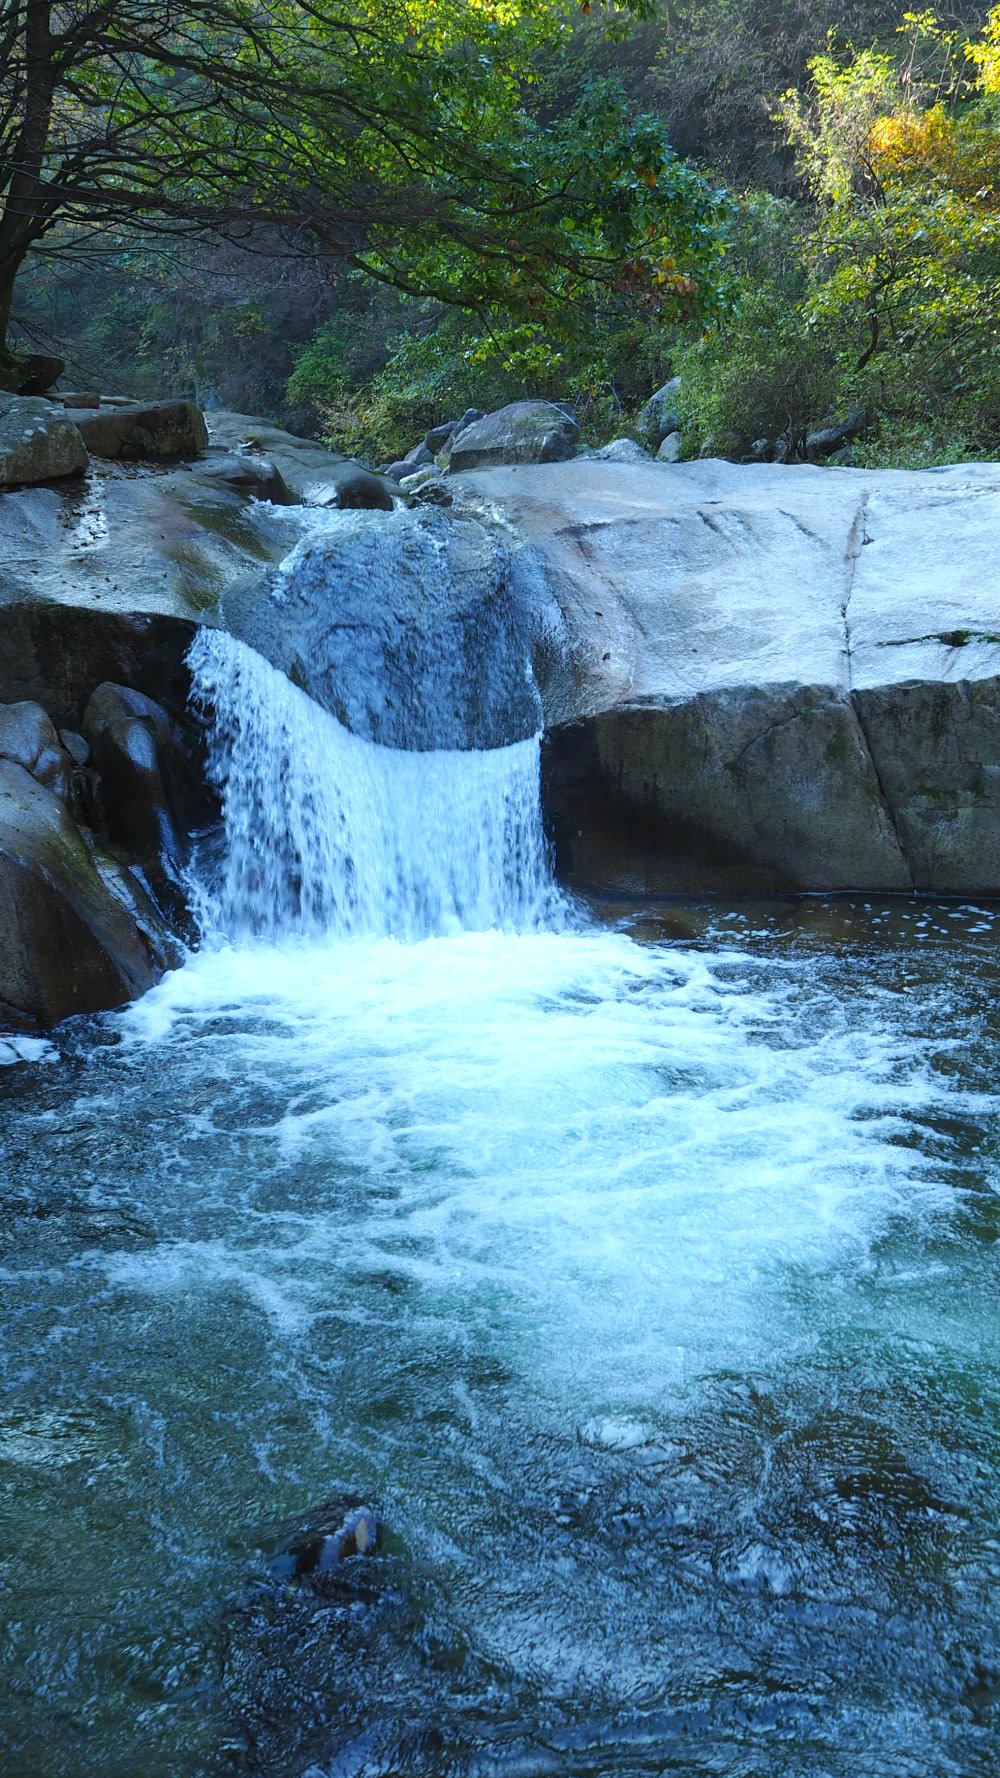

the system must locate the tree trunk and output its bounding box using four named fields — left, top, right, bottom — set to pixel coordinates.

left=0, top=247, right=63, bottom=394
